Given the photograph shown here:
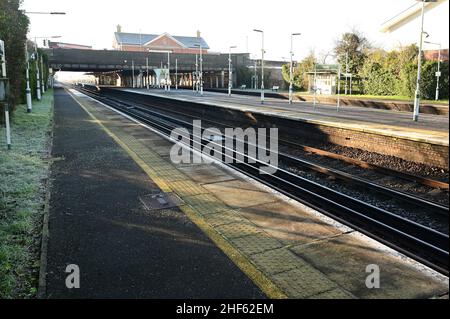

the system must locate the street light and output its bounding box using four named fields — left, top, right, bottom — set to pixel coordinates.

left=228, top=45, right=237, bottom=96
left=412, top=0, right=435, bottom=122
left=380, top=0, right=444, bottom=121
left=289, top=33, right=301, bottom=104
left=254, top=29, right=264, bottom=104
left=424, top=40, right=442, bottom=100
